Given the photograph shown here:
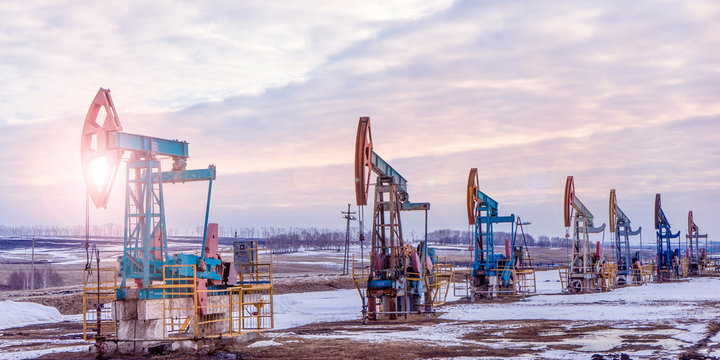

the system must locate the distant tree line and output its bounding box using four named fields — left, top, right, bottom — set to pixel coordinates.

left=0, top=224, right=122, bottom=237
left=427, top=229, right=568, bottom=248
left=534, top=235, right=571, bottom=247
left=0, top=224, right=347, bottom=239
left=1, top=224, right=569, bottom=251
left=262, top=228, right=370, bottom=254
